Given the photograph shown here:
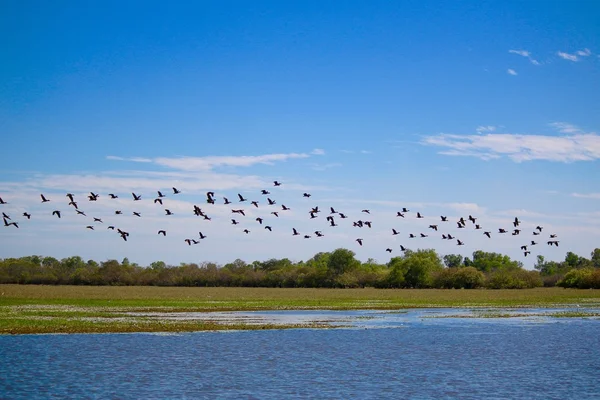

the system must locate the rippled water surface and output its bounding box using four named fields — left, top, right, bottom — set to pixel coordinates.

left=2, top=309, right=600, bottom=399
